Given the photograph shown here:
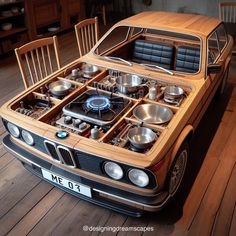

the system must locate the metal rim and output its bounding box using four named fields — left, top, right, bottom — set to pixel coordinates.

left=169, top=149, right=188, bottom=195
